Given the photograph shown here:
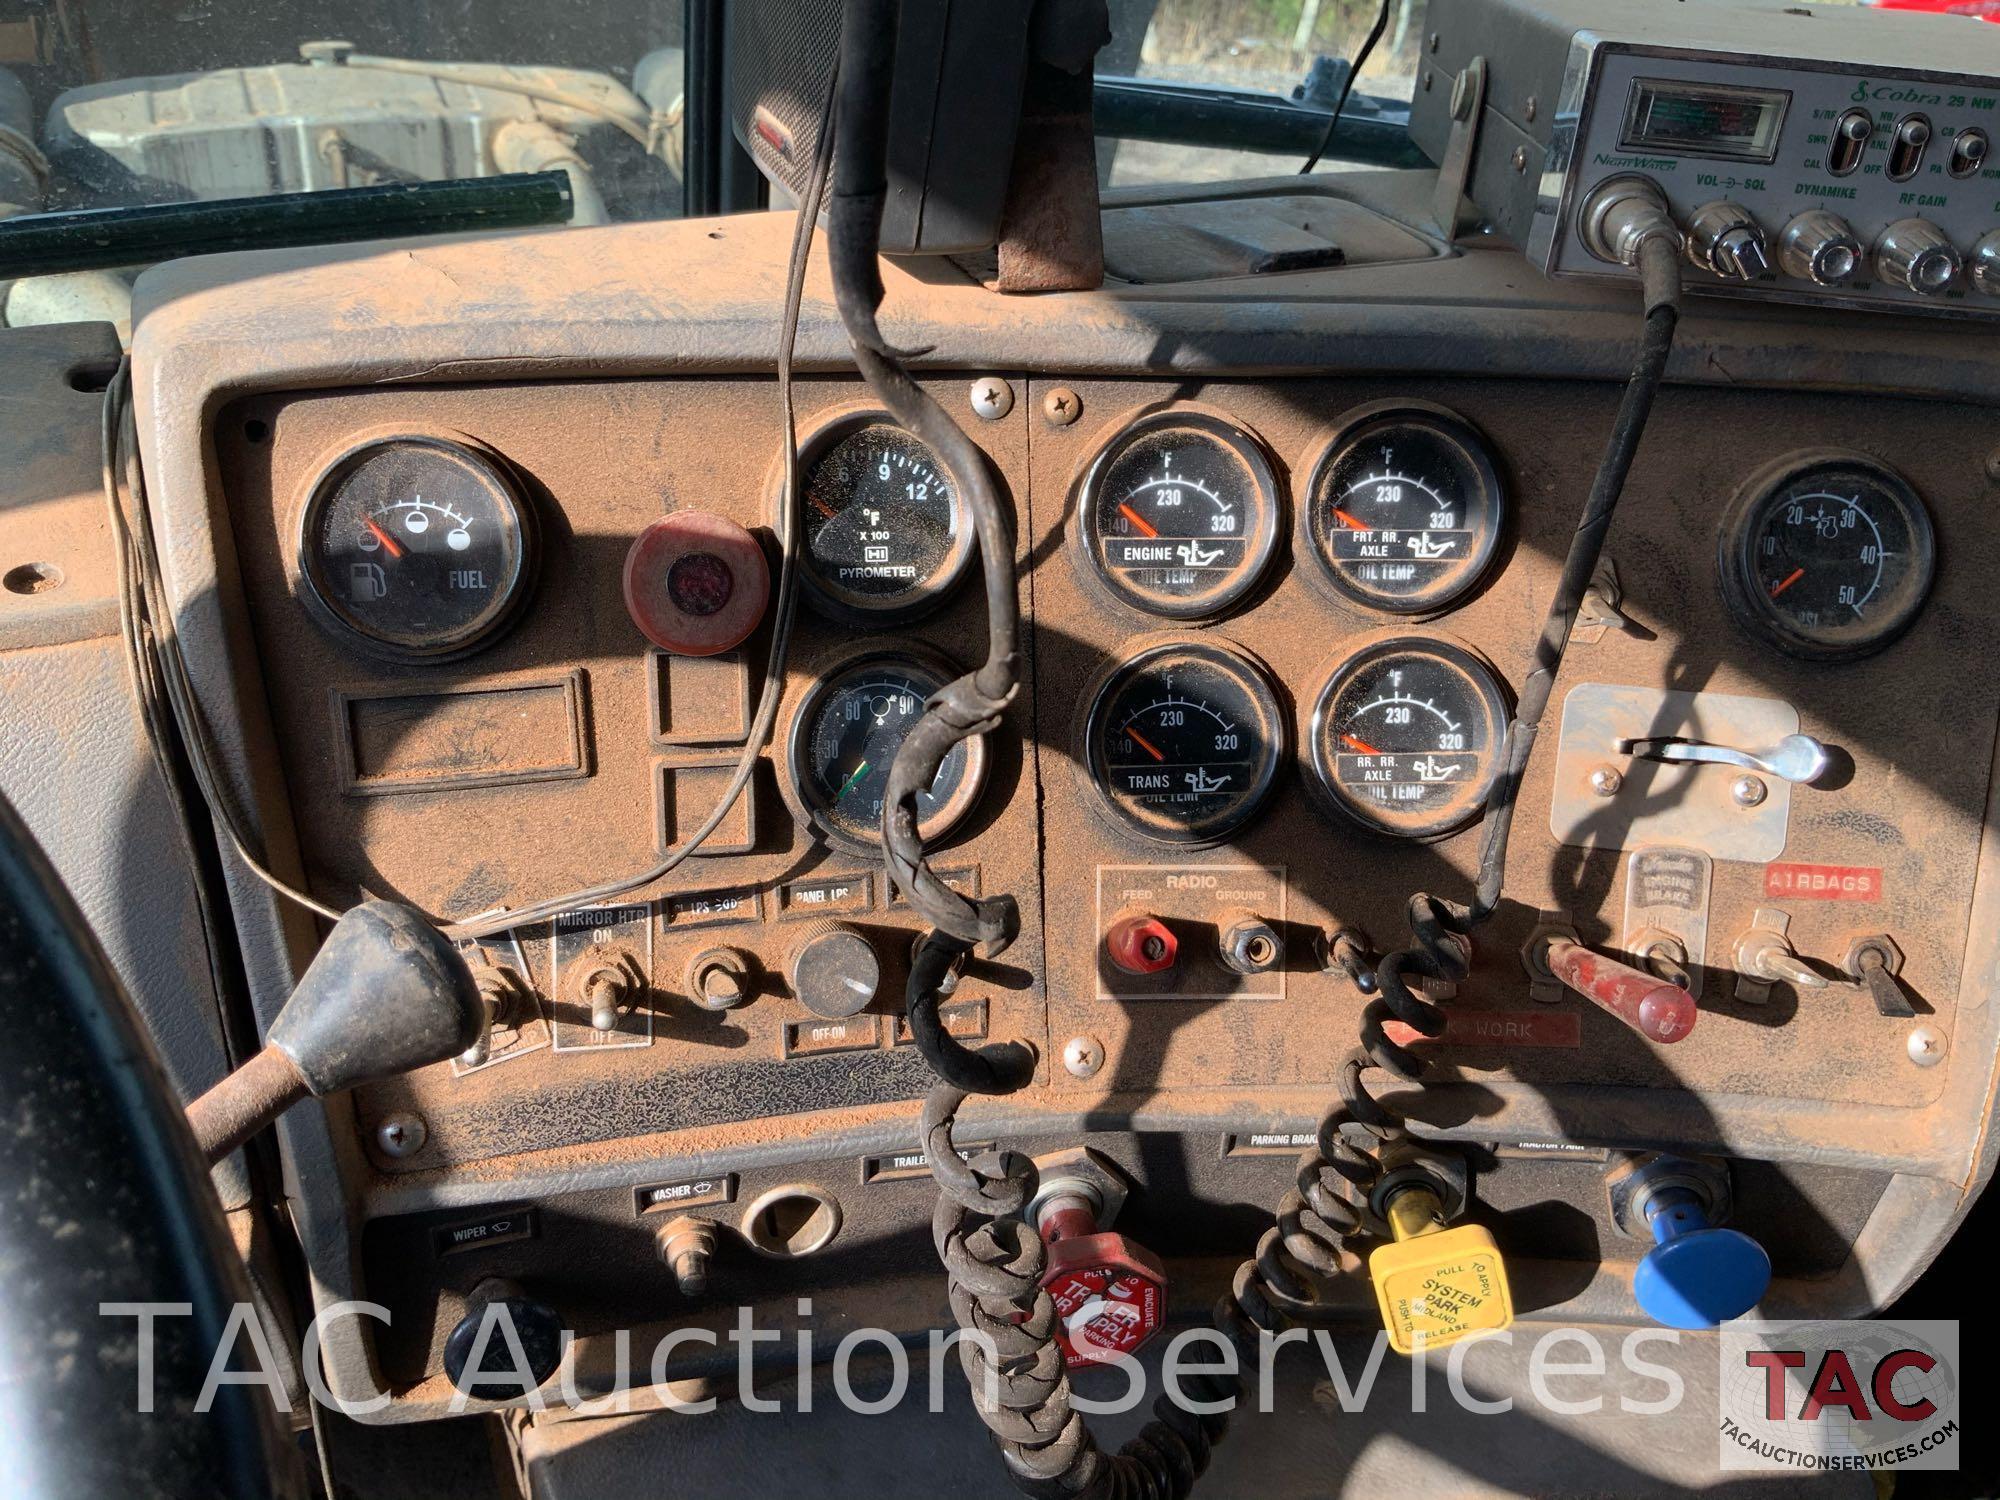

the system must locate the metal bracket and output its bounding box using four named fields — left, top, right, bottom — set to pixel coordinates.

left=1430, top=57, right=1488, bottom=241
